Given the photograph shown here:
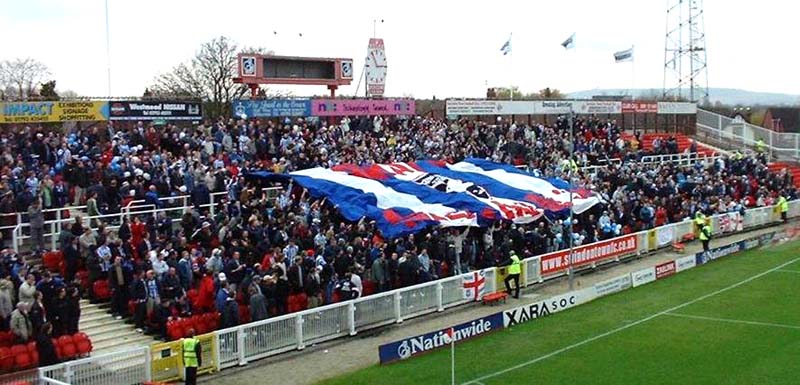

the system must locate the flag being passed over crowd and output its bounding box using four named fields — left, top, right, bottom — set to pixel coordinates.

left=248, top=158, right=599, bottom=238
